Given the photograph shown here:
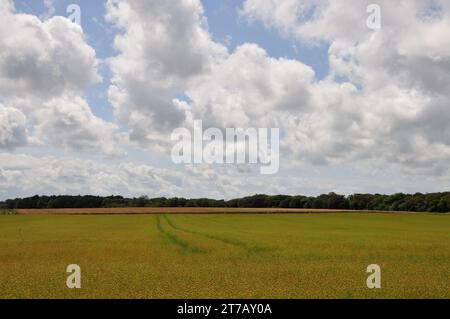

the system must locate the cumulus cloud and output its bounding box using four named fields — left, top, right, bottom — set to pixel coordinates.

left=1, top=0, right=450, bottom=199
left=106, top=0, right=226, bottom=84
left=0, top=153, right=295, bottom=199
left=241, top=0, right=450, bottom=93
left=106, top=0, right=227, bottom=146
left=105, top=0, right=318, bottom=161
left=34, top=95, right=124, bottom=157
left=0, top=105, right=28, bottom=148
left=0, top=1, right=100, bottom=98
left=239, top=0, right=450, bottom=175
left=103, top=0, right=450, bottom=178
left=0, top=153, right=183, bottom=198
left=241, top=0, right=450, bottom=48
left=2, top=153, right=447, bottom=201
left=0, top=0, right=122, bottom=156
left=186, top=43, right=315, bottom=128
